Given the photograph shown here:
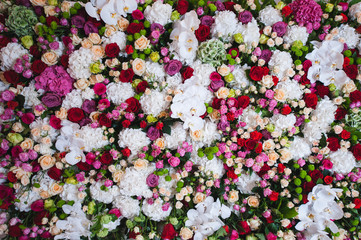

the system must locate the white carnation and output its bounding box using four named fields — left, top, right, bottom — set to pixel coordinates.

left=164, top=122, right=187, bottom=150
left=90, top=181, right=119, bottom=204
left=289, top=137, right=311, bottom=160
left=329, top=149, right=356, bottom=175
left=211, top=10, right=238, bottom=40
left=144, top=1, right=172, bottom=25
left=268, top=50, right=293, bottom=79
left=258, top=5, right=282, bottom=26
left=236, top=171, right=261, bottom=194
left=283, top=25, right=309, bottom=45
left=106, top=82, right=134, bottom=105
left=79, top=126, right=109, bottom=152
left=140, top=90, right=169, bottom=117
left=118, top=128, right=150, bottom=157
left=0, top=42, right=28, bottom=71
left=118, top=166, right=155, bottom=198
left=113, top=196, right=140, bottom=219
left=102, top=31, right=127, bottom=51
left=334, top=25, right=360, bottom=49
left=67, top=48, right=93, bottom=79
left=142, top=199, right=172, bottom=221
